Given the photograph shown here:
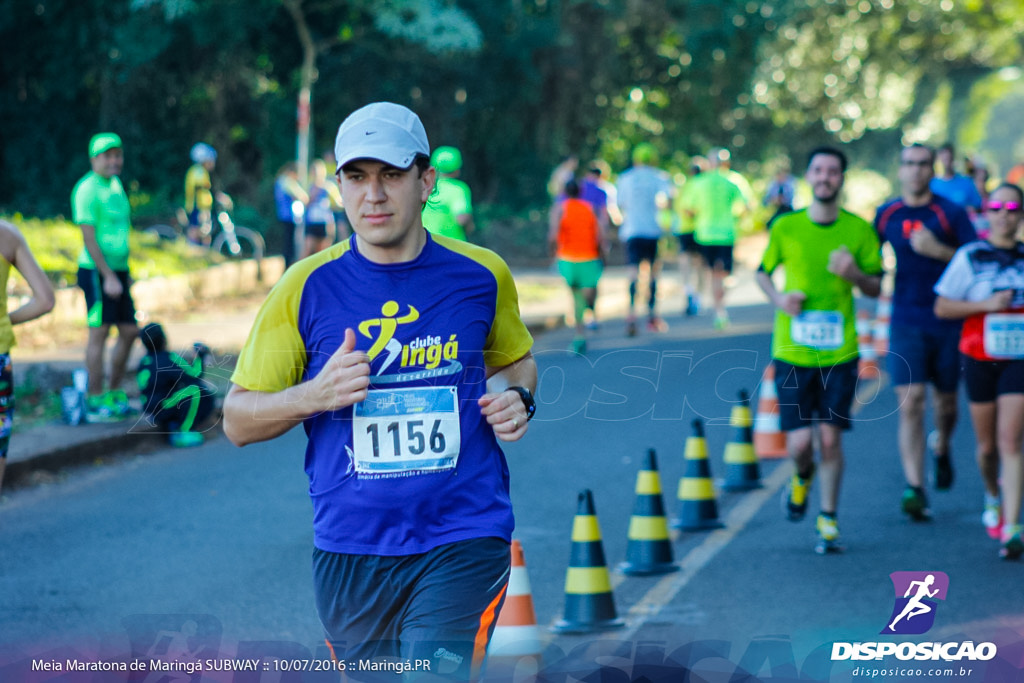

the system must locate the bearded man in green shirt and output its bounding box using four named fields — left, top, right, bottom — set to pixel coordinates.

left=756, top=146, right=883, bottom=554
